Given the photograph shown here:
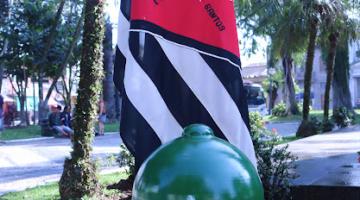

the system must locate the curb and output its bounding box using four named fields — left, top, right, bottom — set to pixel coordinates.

left=1, top=132, right=119, bottom=144
left=1, top=137, right=55, bottom=144
left=266, top=121, right=301, bottom=124
left=0, top=167, right=125, bottom=196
